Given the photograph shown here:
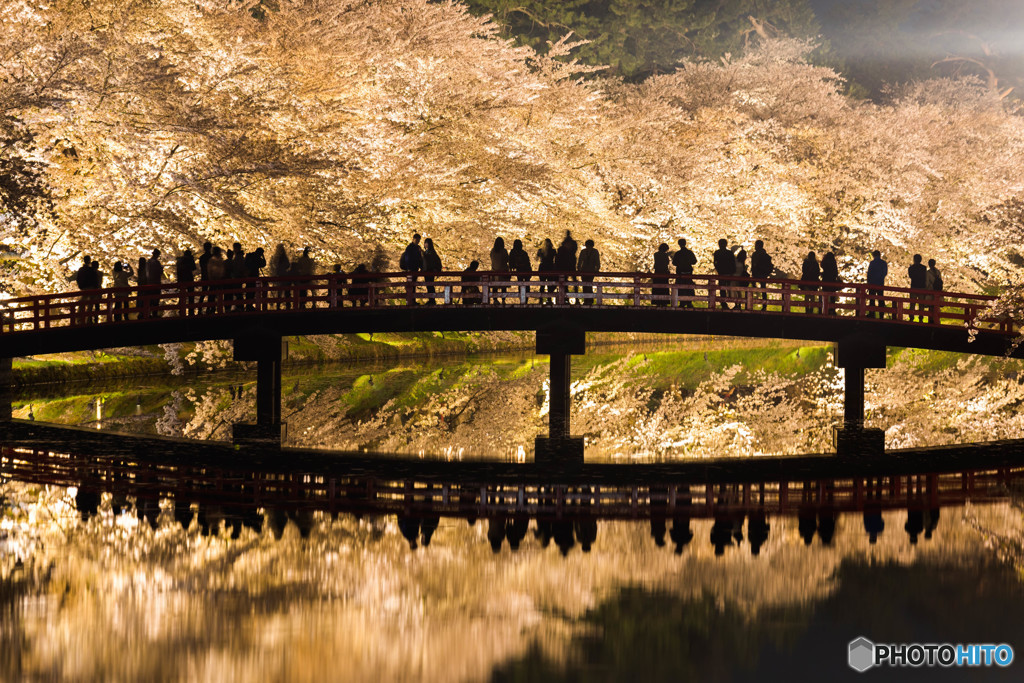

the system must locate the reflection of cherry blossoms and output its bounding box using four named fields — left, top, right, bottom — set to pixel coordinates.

left=2, top=479, right=1023, bottom=682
